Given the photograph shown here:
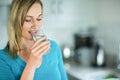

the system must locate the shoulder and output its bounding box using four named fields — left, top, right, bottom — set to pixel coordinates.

left=49, top=39, right=62, bottom=55
left=0, top=49, right=8, bottom=57
left=49, top=40, right=59, bottom=47
left=49, top=39, right=61, bottom=51
left=49, top=39, right=58, bottom=46
left=0, top=49, right=13, bottom=62
left=0, top=49, right=9, bottom=65
left=0, top=49, right=5, bottom=53
left=0, top=50, right=16, bottom=80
